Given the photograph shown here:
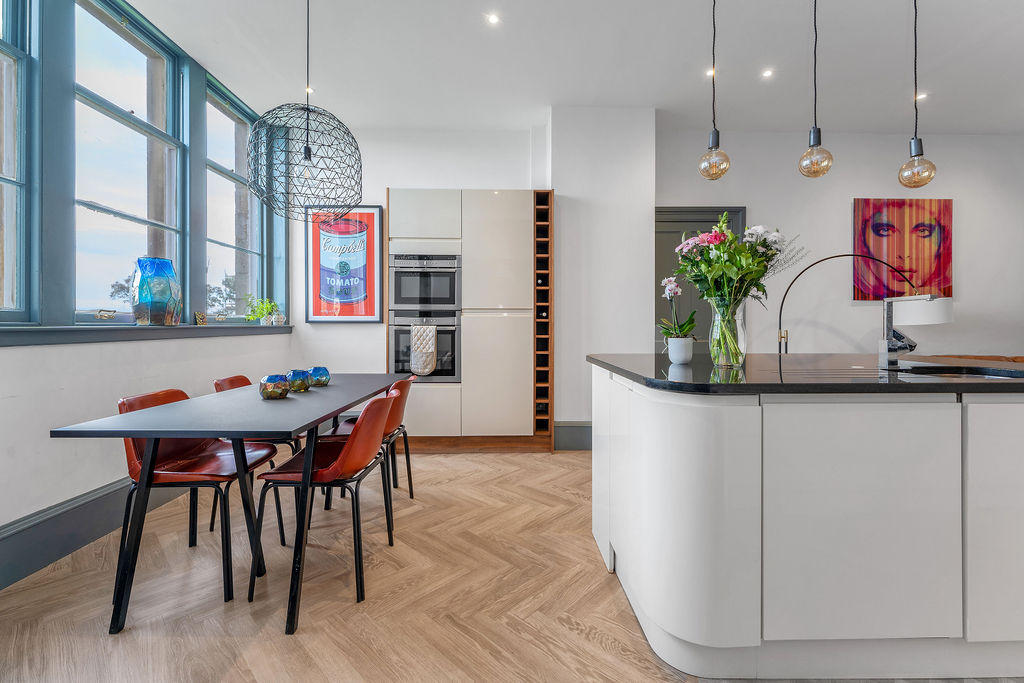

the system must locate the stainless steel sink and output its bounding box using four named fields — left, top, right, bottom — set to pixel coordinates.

left=897, top=364, right=1024, bottom=380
